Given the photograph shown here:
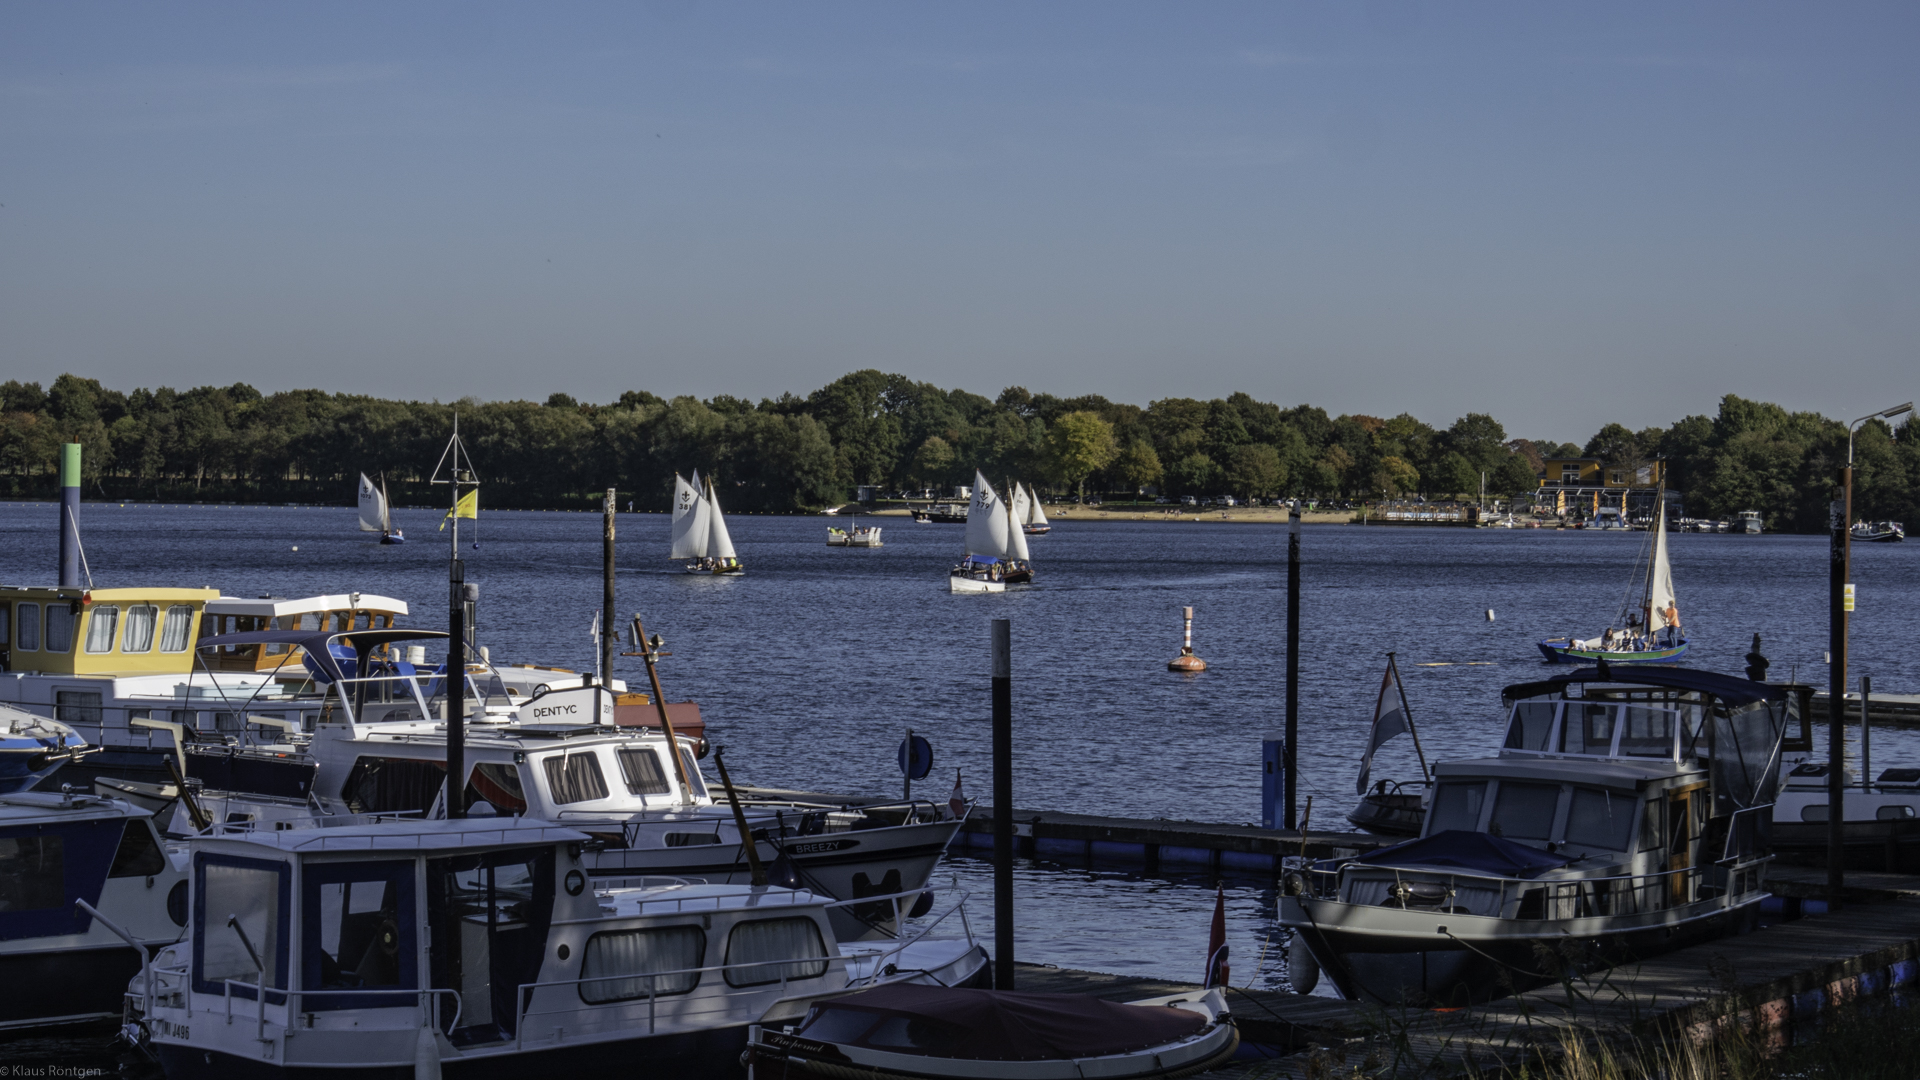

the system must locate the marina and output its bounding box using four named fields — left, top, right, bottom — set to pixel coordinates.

left=1, top=495, right=1917, bottom=1076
